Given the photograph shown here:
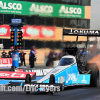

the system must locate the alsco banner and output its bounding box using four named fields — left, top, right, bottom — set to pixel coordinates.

left=0, top=0, right=85, bottom=18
